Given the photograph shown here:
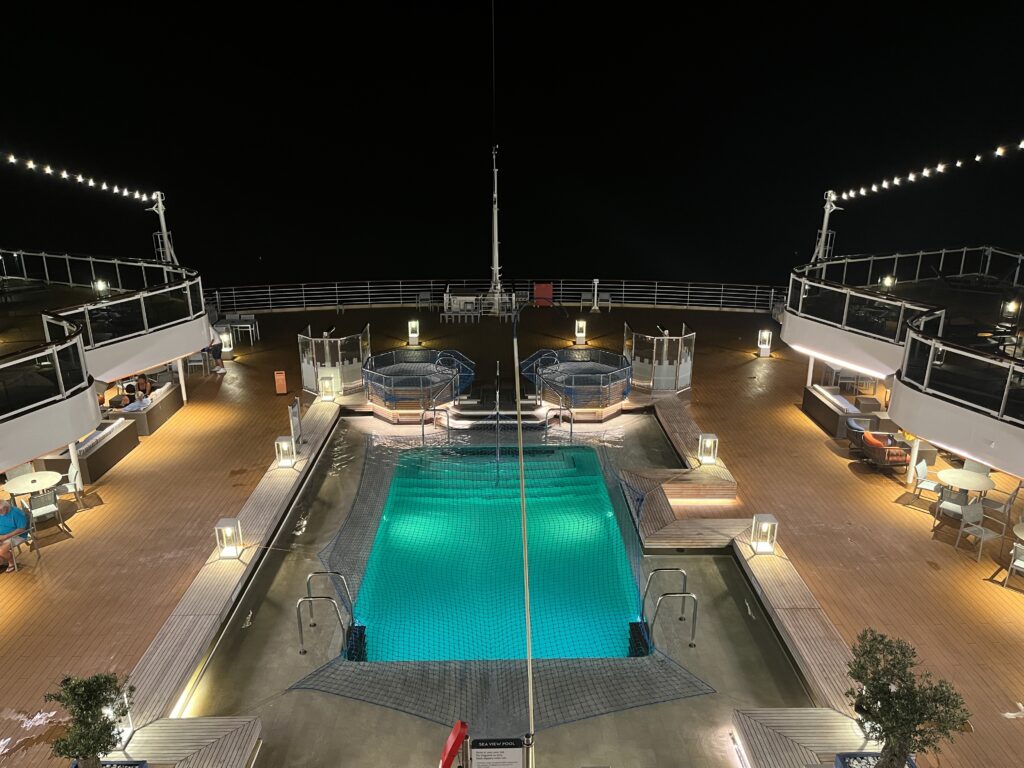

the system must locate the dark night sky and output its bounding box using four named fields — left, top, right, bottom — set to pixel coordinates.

left=2, top=6, right=1024, bottom=289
